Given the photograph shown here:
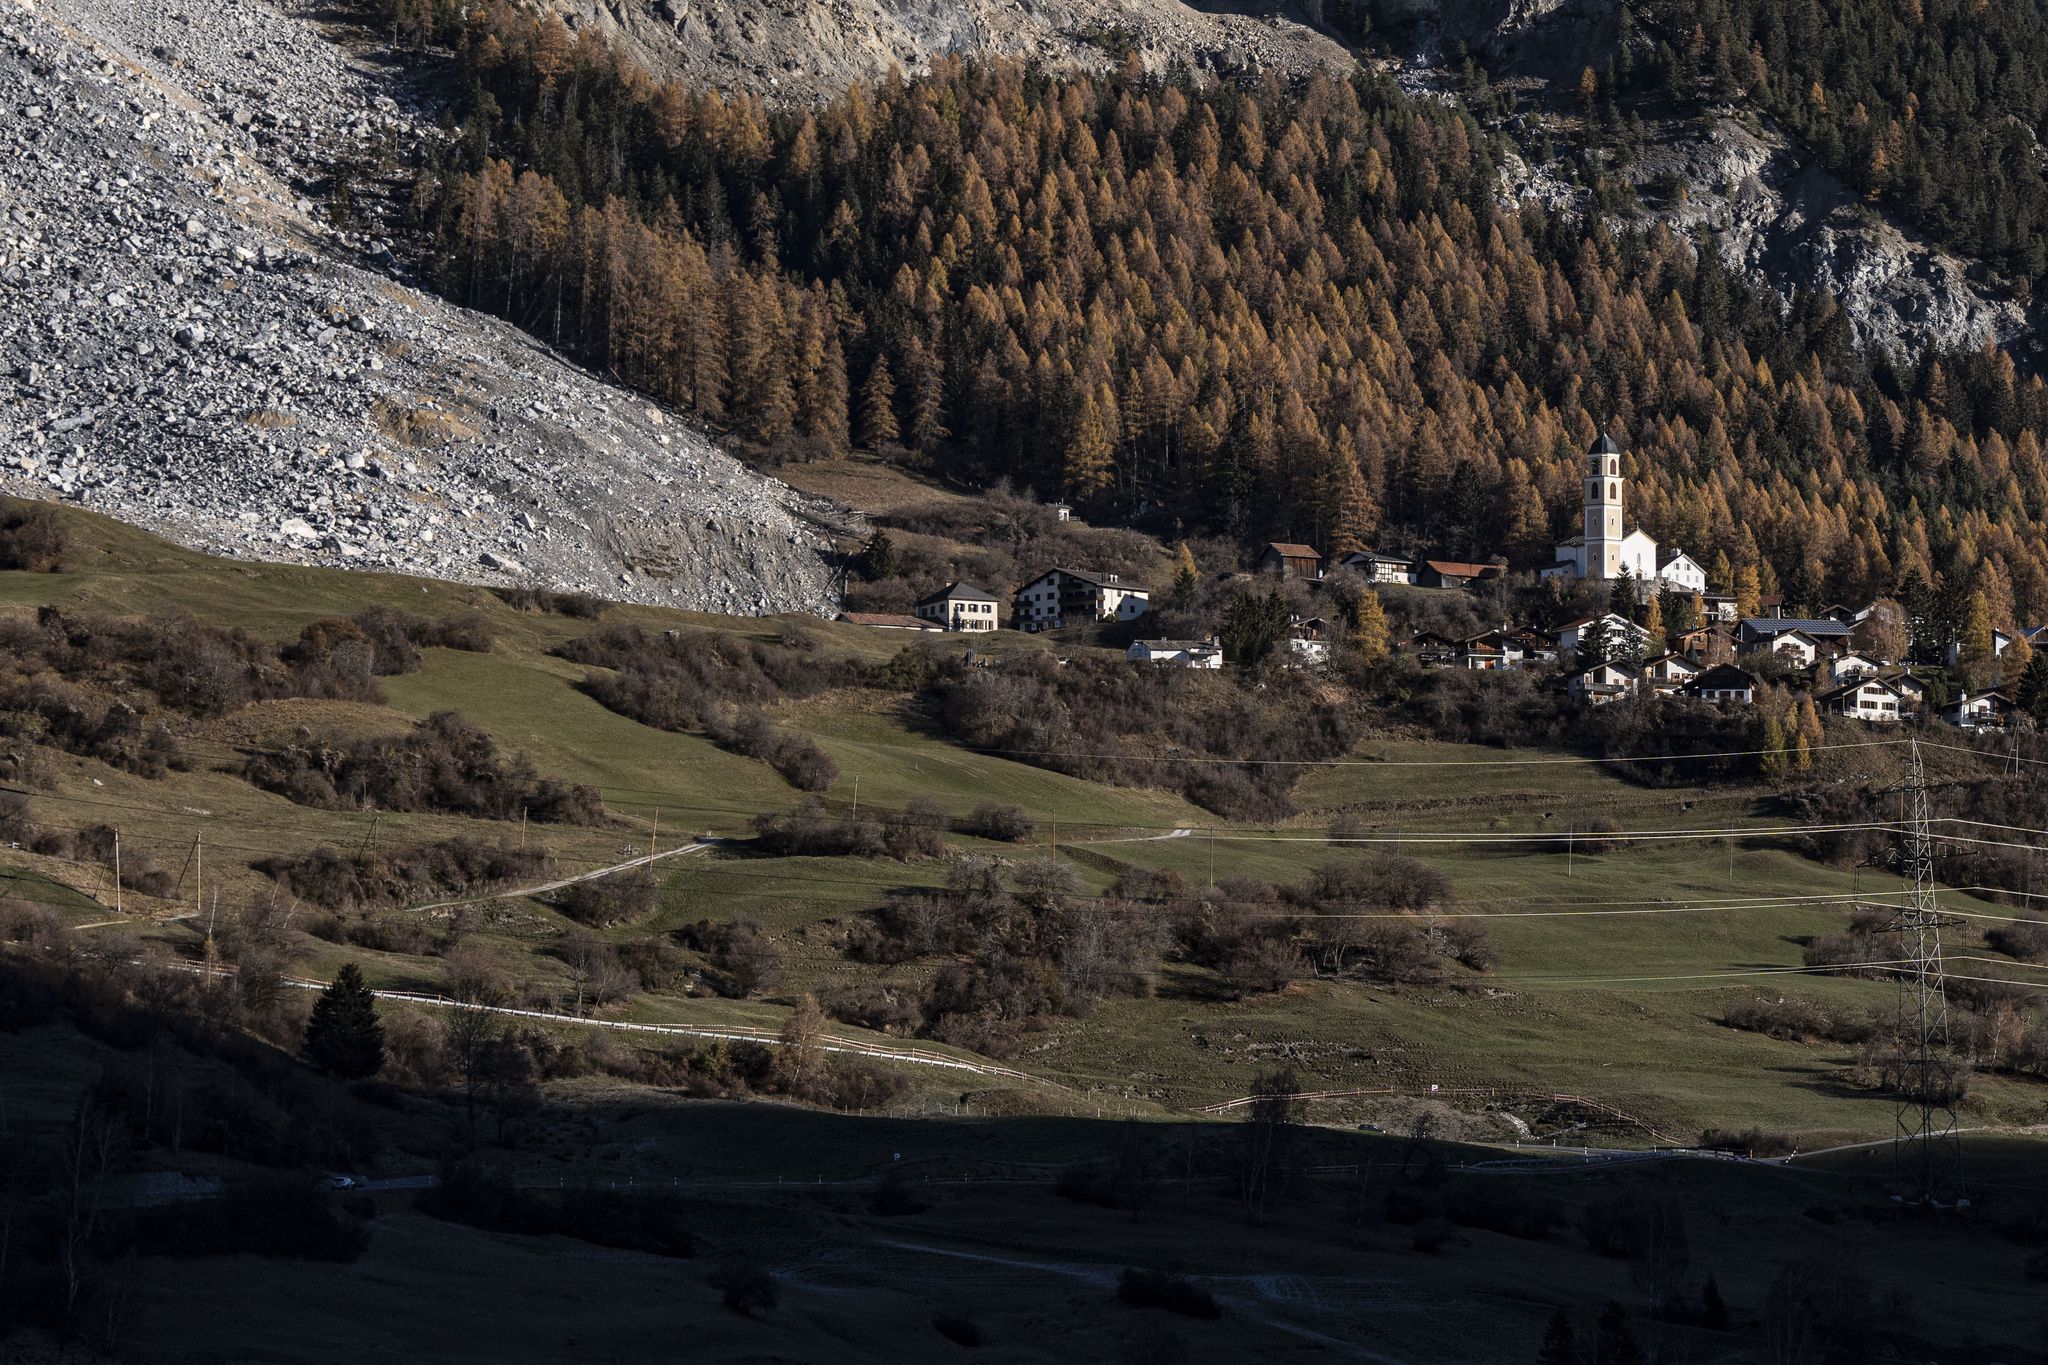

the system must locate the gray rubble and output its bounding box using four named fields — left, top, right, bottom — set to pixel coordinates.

left=0, top=0, right=841, bottom=615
